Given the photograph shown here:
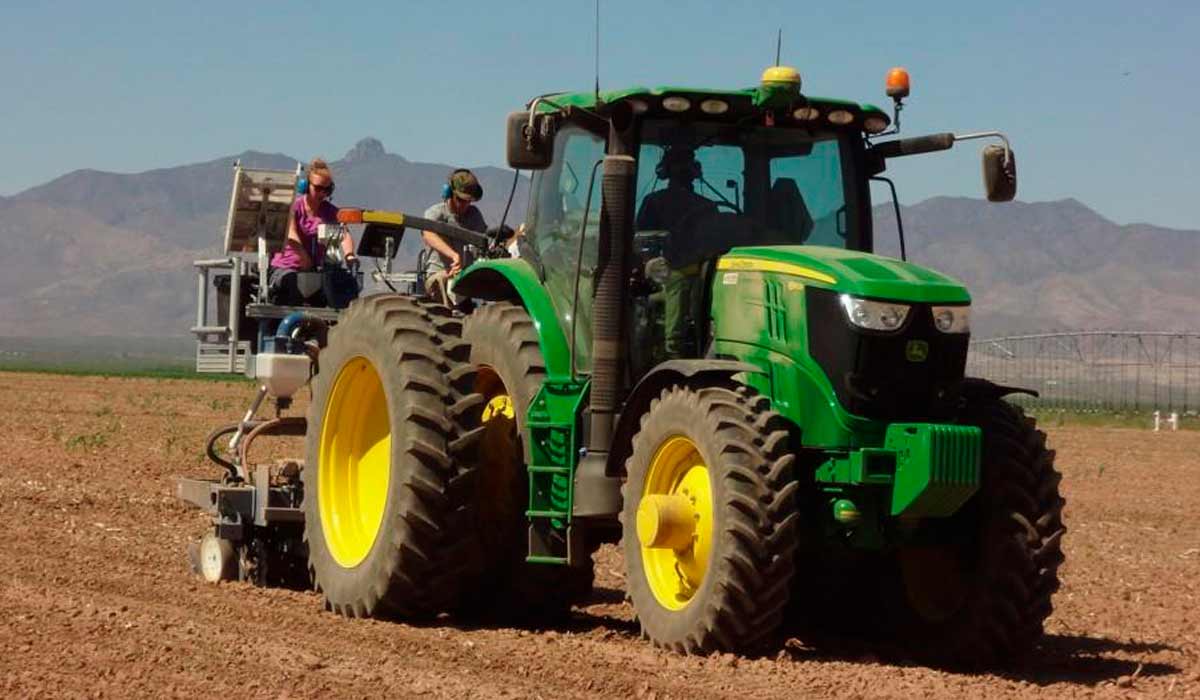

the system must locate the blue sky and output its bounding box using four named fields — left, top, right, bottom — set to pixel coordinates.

left=3, top=1, right=1197, bottom=229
